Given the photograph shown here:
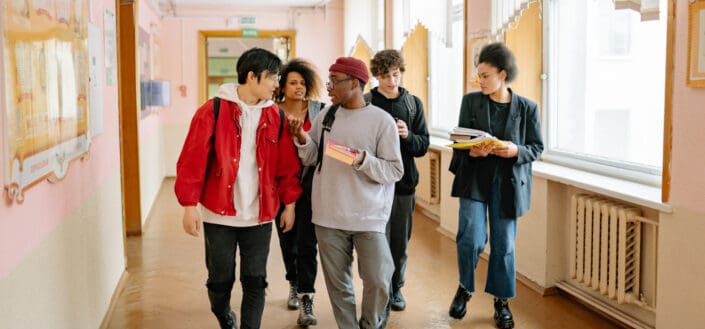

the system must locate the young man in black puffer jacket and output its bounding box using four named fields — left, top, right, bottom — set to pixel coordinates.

left=367, top=49, right=430, bottom=312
